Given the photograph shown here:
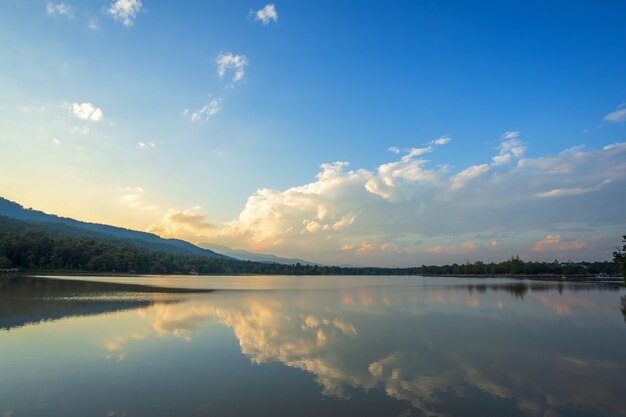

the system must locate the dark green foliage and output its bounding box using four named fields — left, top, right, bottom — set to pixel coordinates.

left=0, top=197, right=225, bottom=259
left=613, top=235, right=626, bottom=278
left=0, top=216, right=617, bottom=276
left=417, top=255, right=614, bottom=276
